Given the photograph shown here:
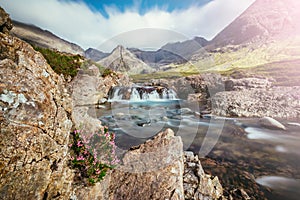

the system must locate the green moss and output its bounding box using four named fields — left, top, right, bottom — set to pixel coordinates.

left=33, top=46, right=83, bottom=78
